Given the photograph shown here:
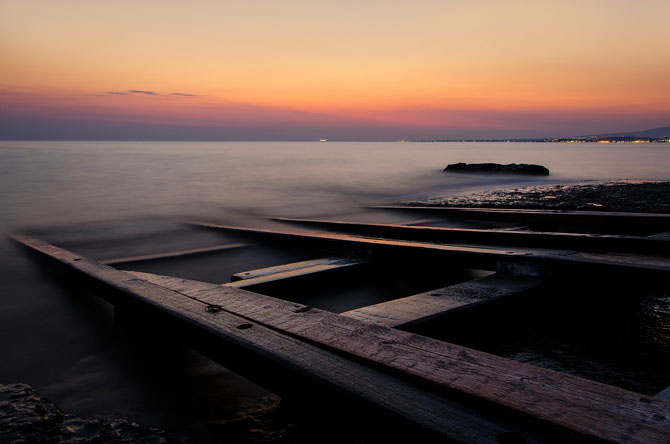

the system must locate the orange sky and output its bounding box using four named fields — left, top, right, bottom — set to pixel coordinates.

left=1, top=0, right=669, bottom=139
